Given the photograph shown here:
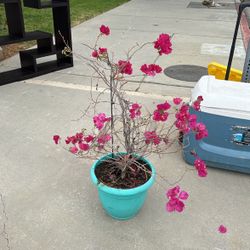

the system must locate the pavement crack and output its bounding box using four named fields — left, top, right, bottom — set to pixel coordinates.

left=0, top=193, right=10, bottom=250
